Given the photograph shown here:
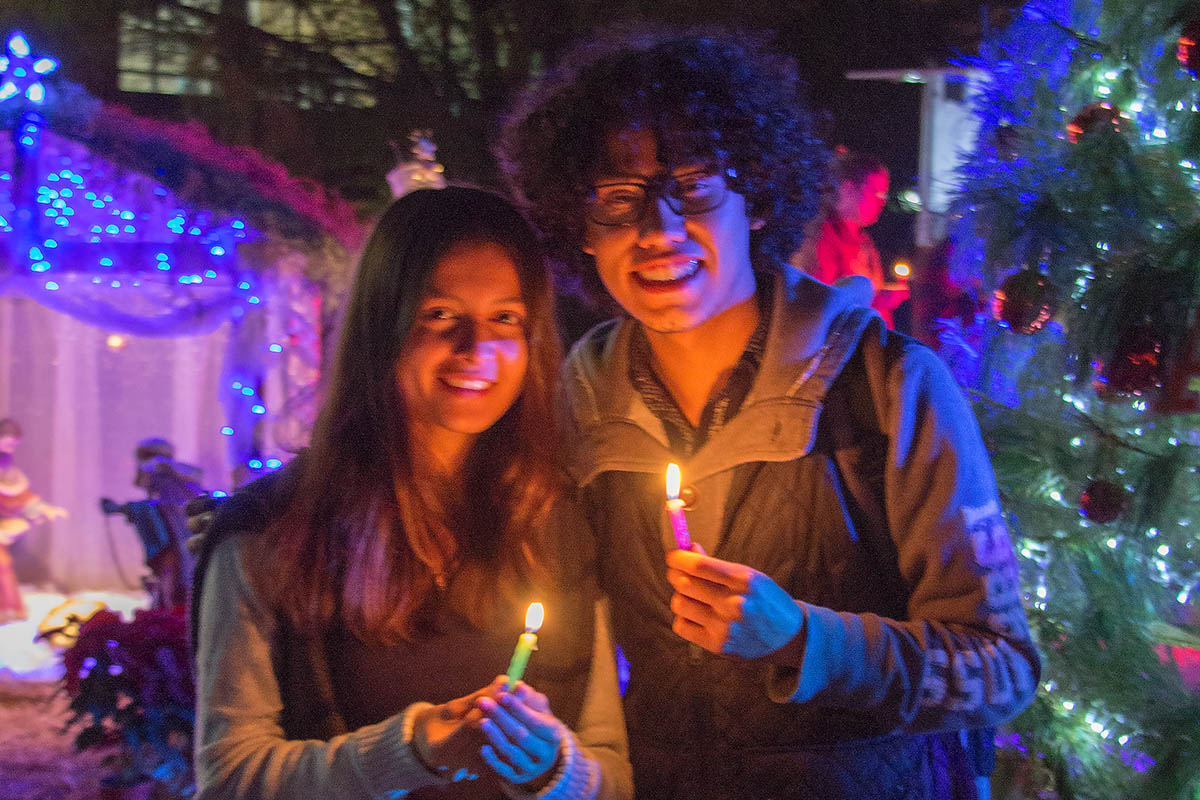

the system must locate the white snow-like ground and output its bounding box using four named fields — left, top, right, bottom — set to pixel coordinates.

left=0, top=587, right=150, bottom=681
